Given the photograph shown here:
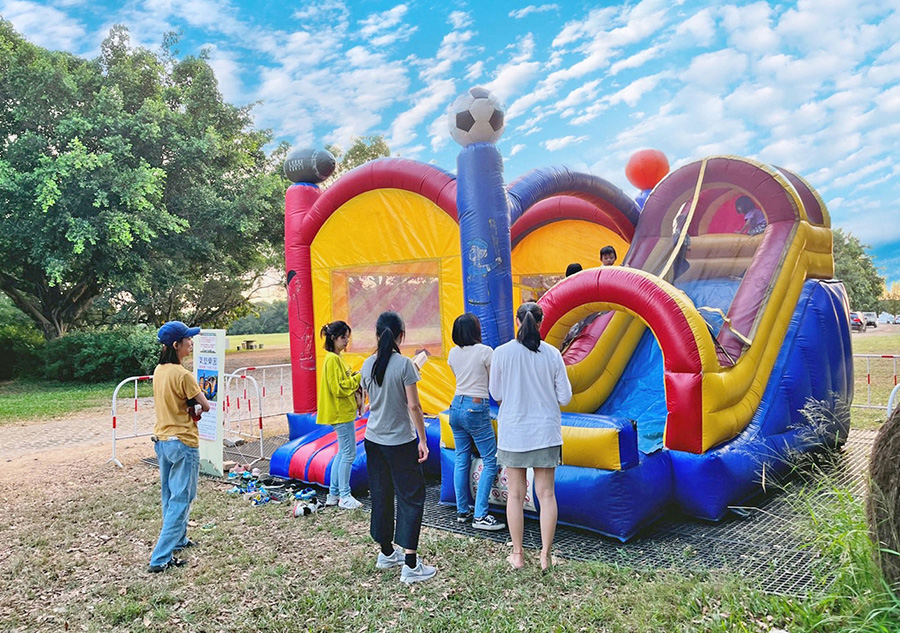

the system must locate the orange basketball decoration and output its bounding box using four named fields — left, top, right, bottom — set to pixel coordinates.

left=625, top=149, right=669, bottom=190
